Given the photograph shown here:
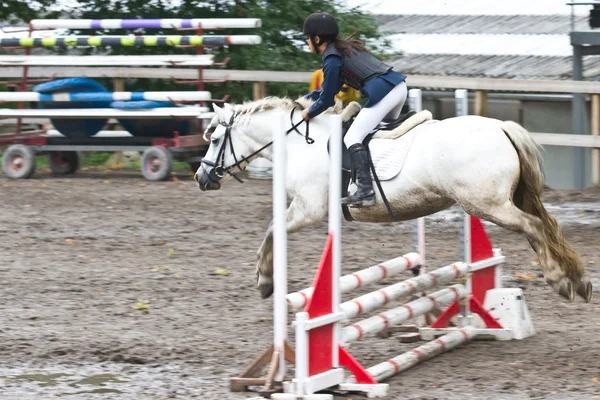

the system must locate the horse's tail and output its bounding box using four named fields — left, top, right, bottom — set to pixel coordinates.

left=500, top=120, right=584, bottom=279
